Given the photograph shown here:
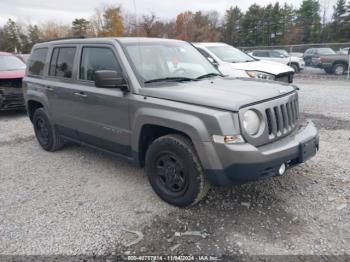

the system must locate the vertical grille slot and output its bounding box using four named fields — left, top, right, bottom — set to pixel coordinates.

left=265, top=109, right=272, bottom=135
left=273, top=107, right=280, bottom=133
left=286, top=102, right=292, bottom=126
left=280, top=104, right=287, bottom=131
left=273, top=106, right=283, bottom=134
left=294, top=99, right=299, bottom=121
